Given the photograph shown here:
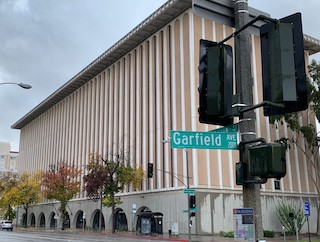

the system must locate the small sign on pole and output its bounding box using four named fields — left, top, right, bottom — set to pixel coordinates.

left=183, top=188, right=196, bottom=194
left=132, top=203, right=137, bottom=214
left=304, top=201, right=311, bottom=242
left=304, top=201, right=310, bottom=216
